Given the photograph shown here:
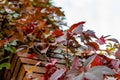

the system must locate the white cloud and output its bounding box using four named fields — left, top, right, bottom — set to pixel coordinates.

left=53, top=0, right=120, bottom=40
